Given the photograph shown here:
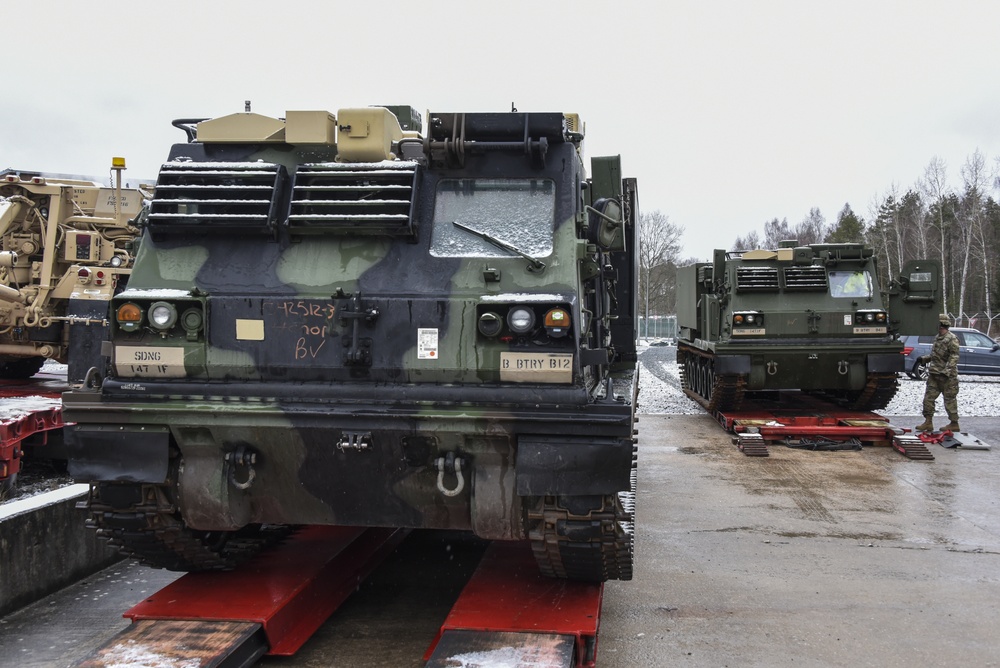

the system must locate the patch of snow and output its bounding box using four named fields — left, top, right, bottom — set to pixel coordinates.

left=0, top=396, right=62, bottom=422
left=116, top=288, right=192, bottom=298
left=479, top=293, right=569, bottom=302
left=0, top=484, right=88, bottom=521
